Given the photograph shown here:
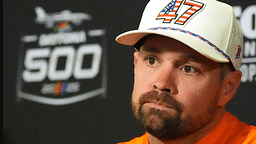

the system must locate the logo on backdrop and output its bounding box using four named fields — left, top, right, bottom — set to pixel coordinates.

left=156, top=0, right=205, bottom=25
left=17, top=6, right=107, bottom=105
left=233, top=5, right=256, bottom=82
